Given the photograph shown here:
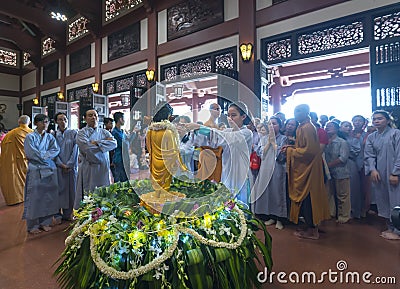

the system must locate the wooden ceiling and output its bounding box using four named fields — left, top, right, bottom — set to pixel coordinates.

left=0, top=0, right=153, bottom=68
